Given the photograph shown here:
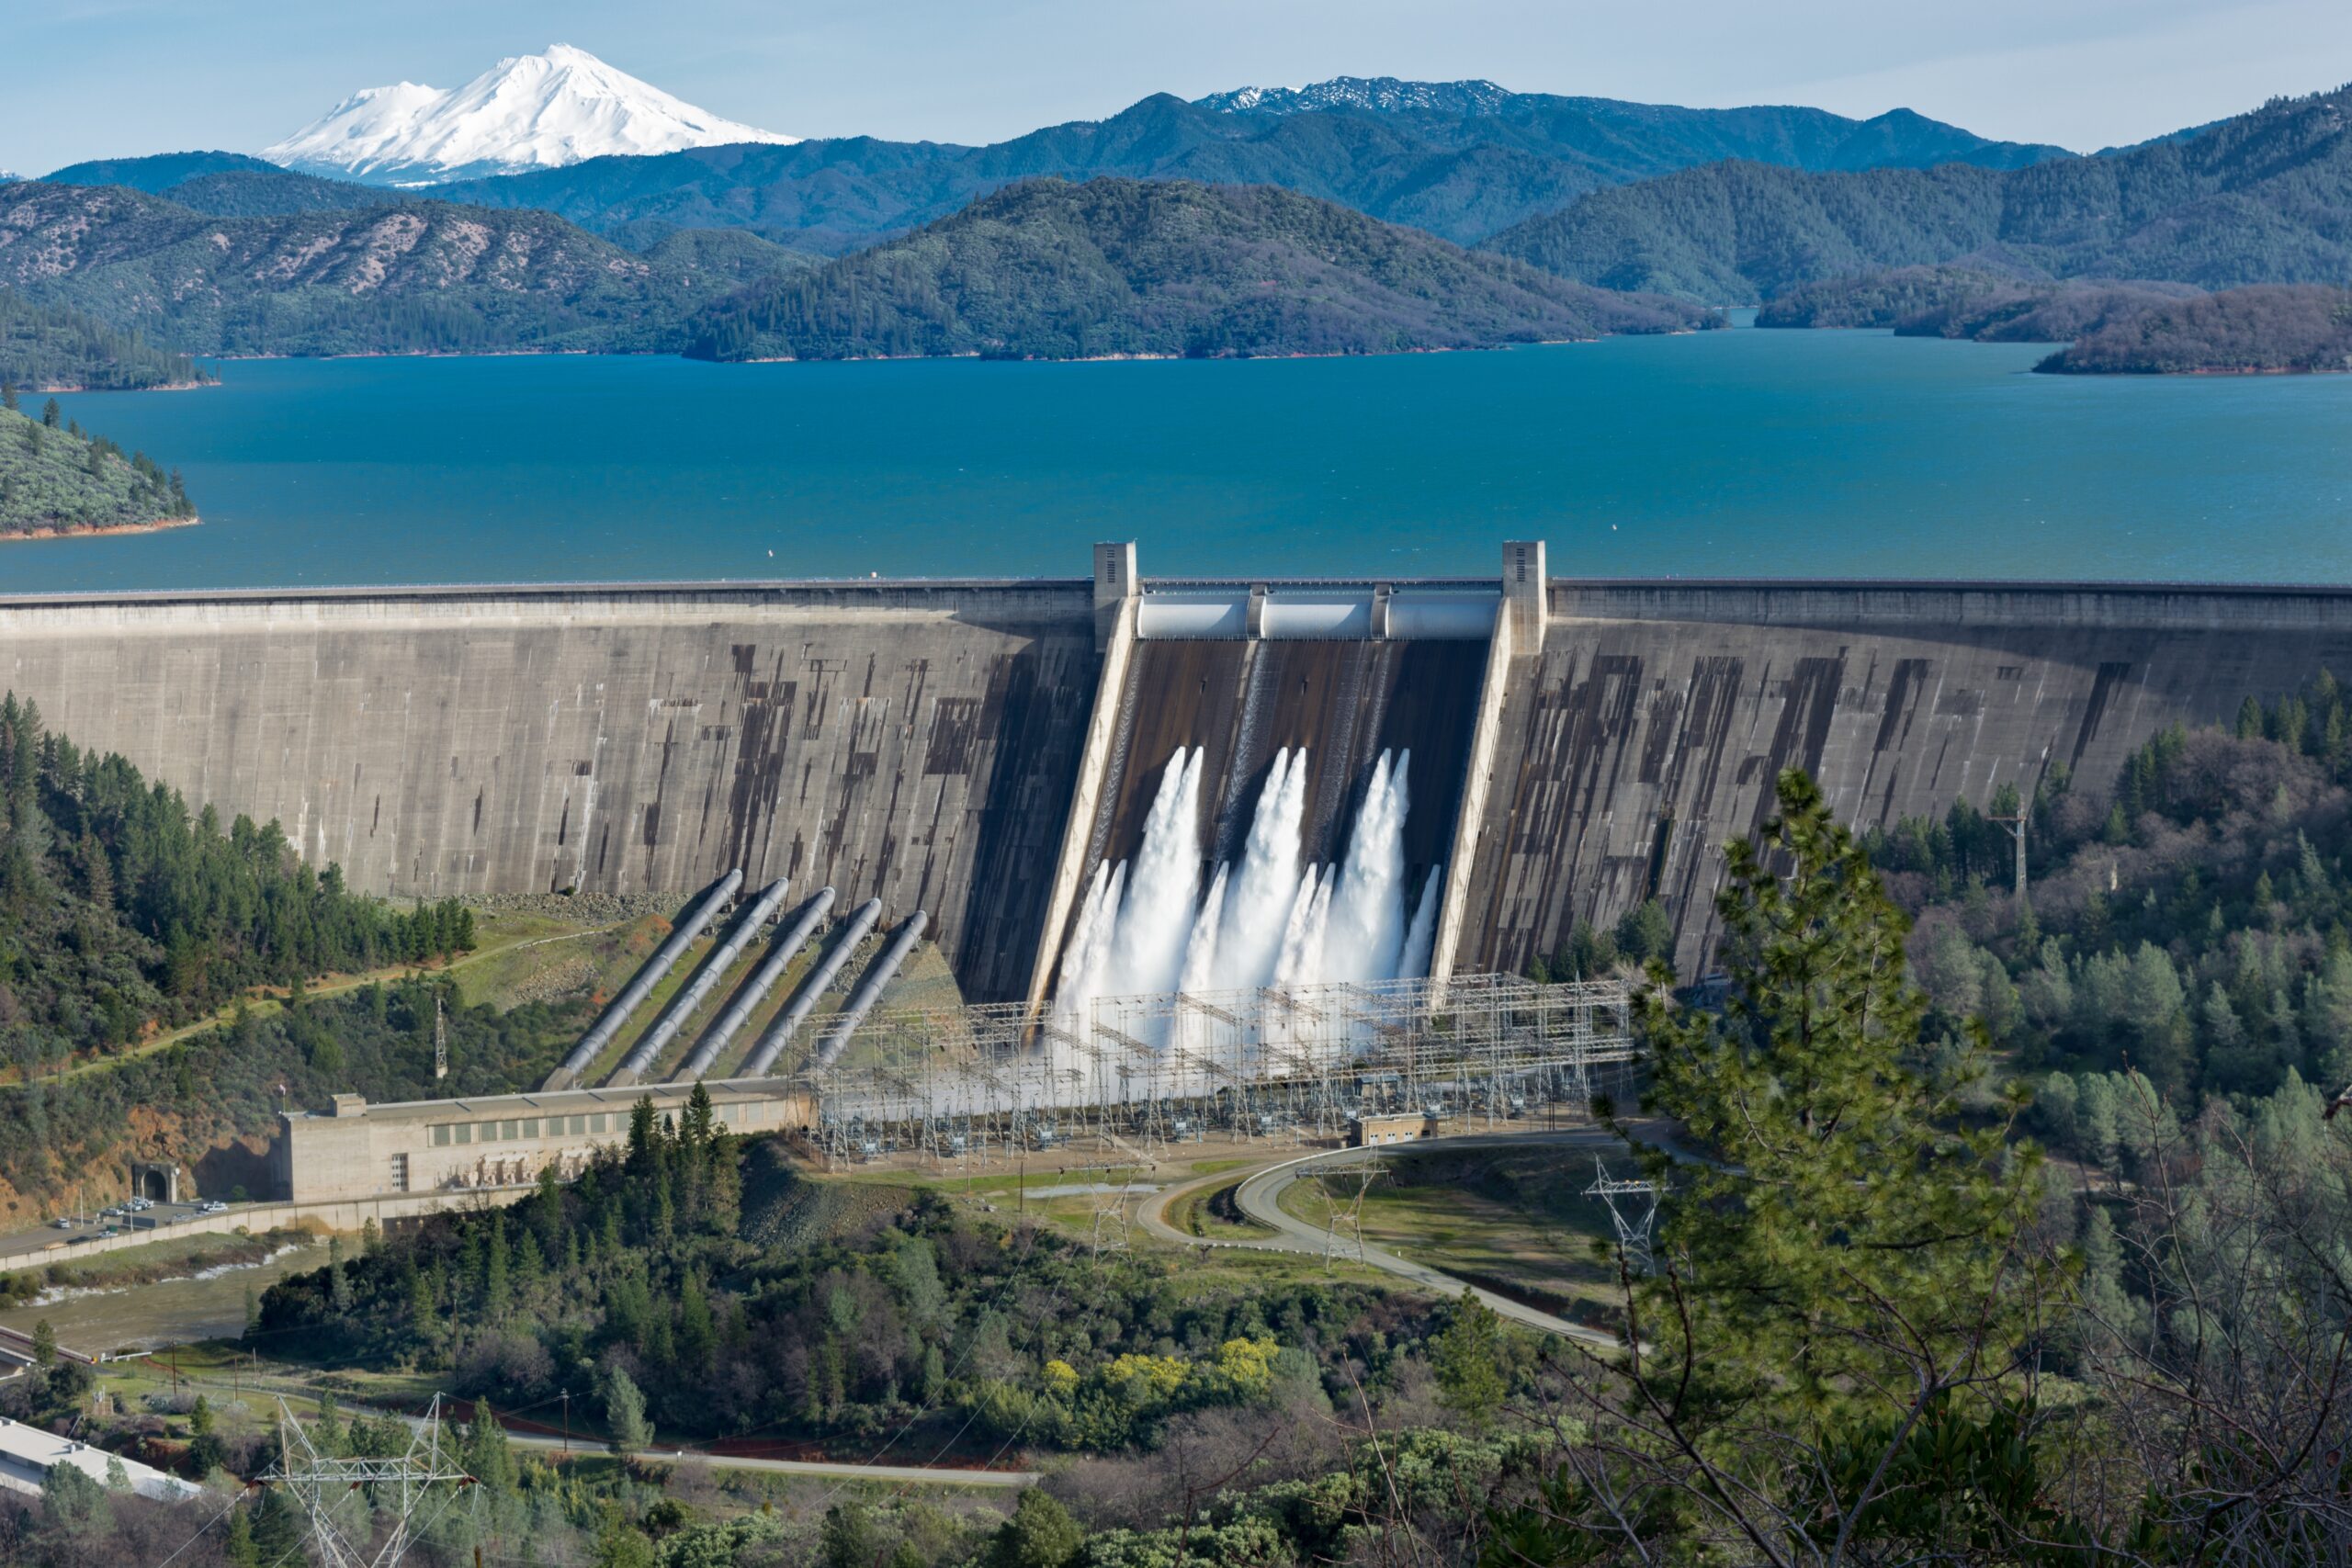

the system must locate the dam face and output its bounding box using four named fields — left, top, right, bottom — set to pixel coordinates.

left=0, top=583, right=1095, bottom=1003
left=1457, top=581, right=2352, bottom=976
left=12, top=560, right=2352, bottom=998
